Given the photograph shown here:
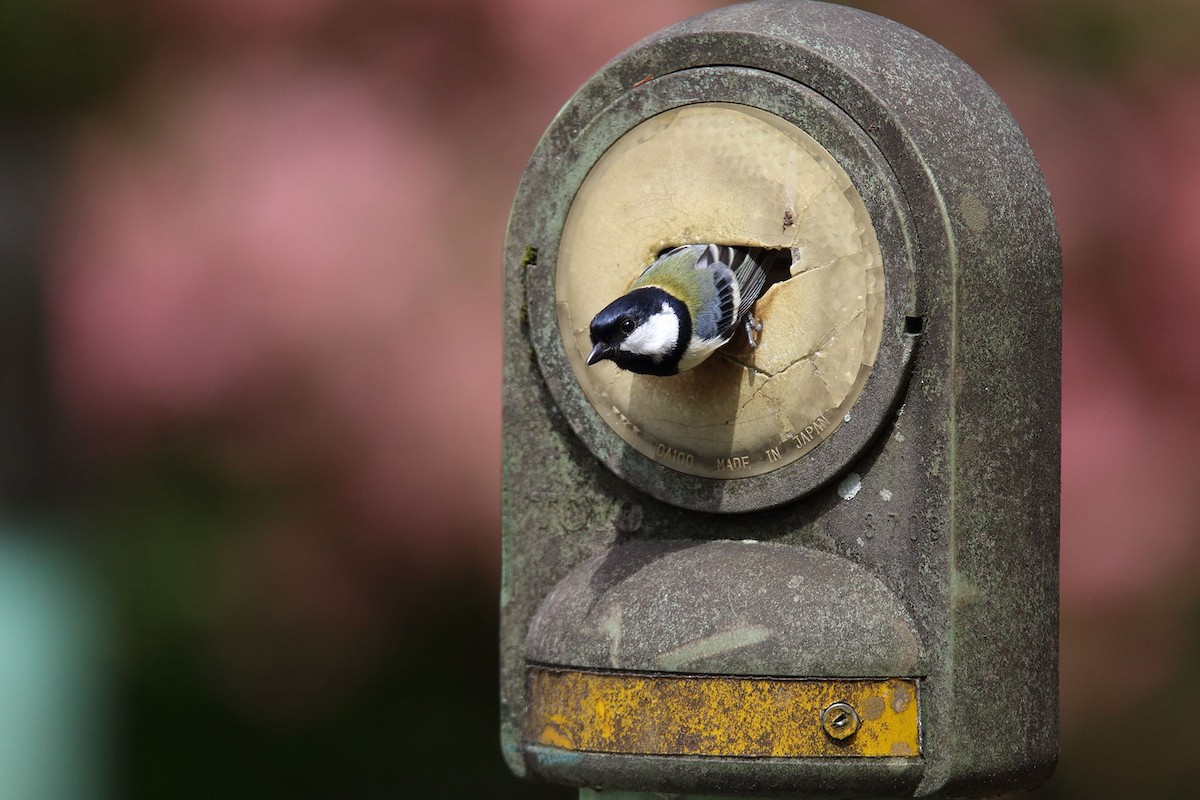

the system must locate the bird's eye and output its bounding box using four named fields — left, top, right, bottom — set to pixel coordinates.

left=619, top=318, right=637, bottom=335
